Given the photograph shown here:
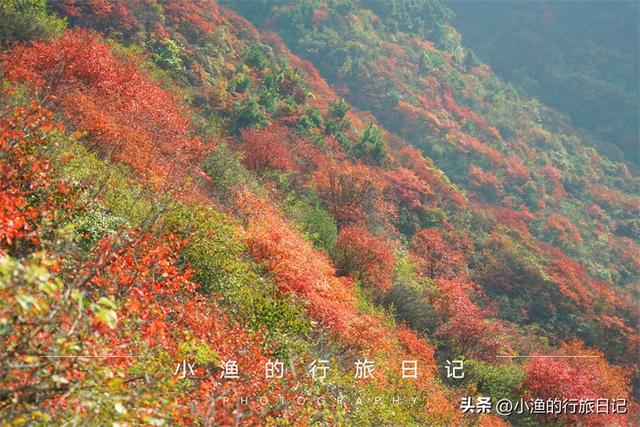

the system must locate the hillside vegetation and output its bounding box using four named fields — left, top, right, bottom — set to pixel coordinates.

left=0, top=0, right=638, bottom=425
left=446, top=0, right=639, bottom=169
